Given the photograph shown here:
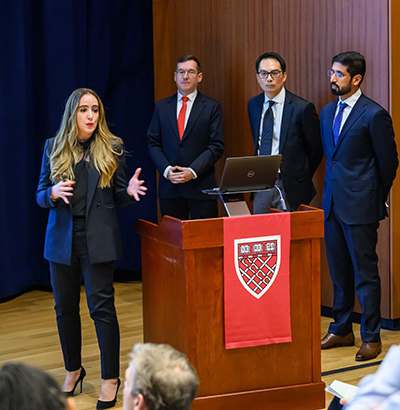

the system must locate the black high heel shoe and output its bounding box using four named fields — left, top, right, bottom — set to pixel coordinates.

left=96, top=378, right=121, bottom=409
left=64, top=367, right=86, bottom=397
